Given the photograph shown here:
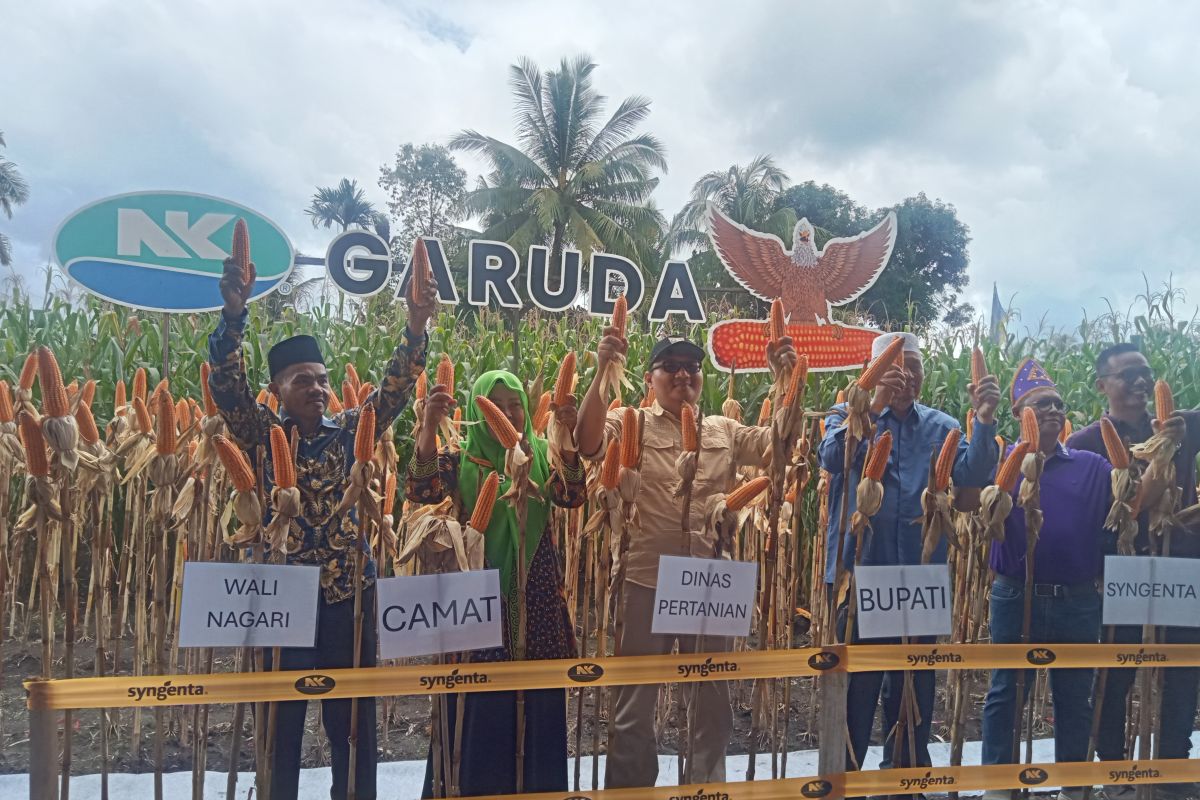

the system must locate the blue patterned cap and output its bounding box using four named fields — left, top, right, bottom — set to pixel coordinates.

left=1010, top=358, right=1056, bottom=406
